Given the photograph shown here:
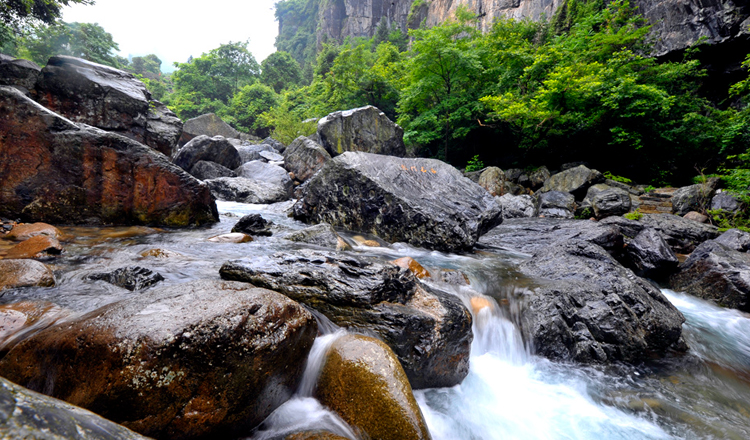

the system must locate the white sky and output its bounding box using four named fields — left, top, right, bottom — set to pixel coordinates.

left=62, top=0, right=279, bottom=72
